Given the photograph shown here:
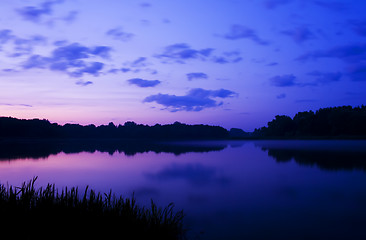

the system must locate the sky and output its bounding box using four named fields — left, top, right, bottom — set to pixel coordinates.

left=0, top=0, right=365, bottom=131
